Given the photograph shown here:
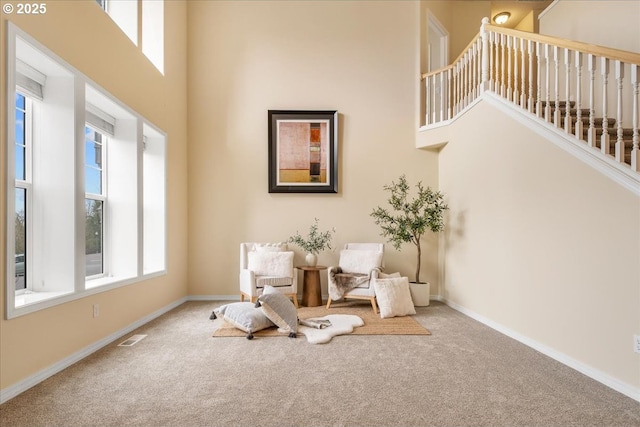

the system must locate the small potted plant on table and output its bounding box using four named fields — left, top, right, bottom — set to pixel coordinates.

left=287, top=218, right=335, bottom=266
